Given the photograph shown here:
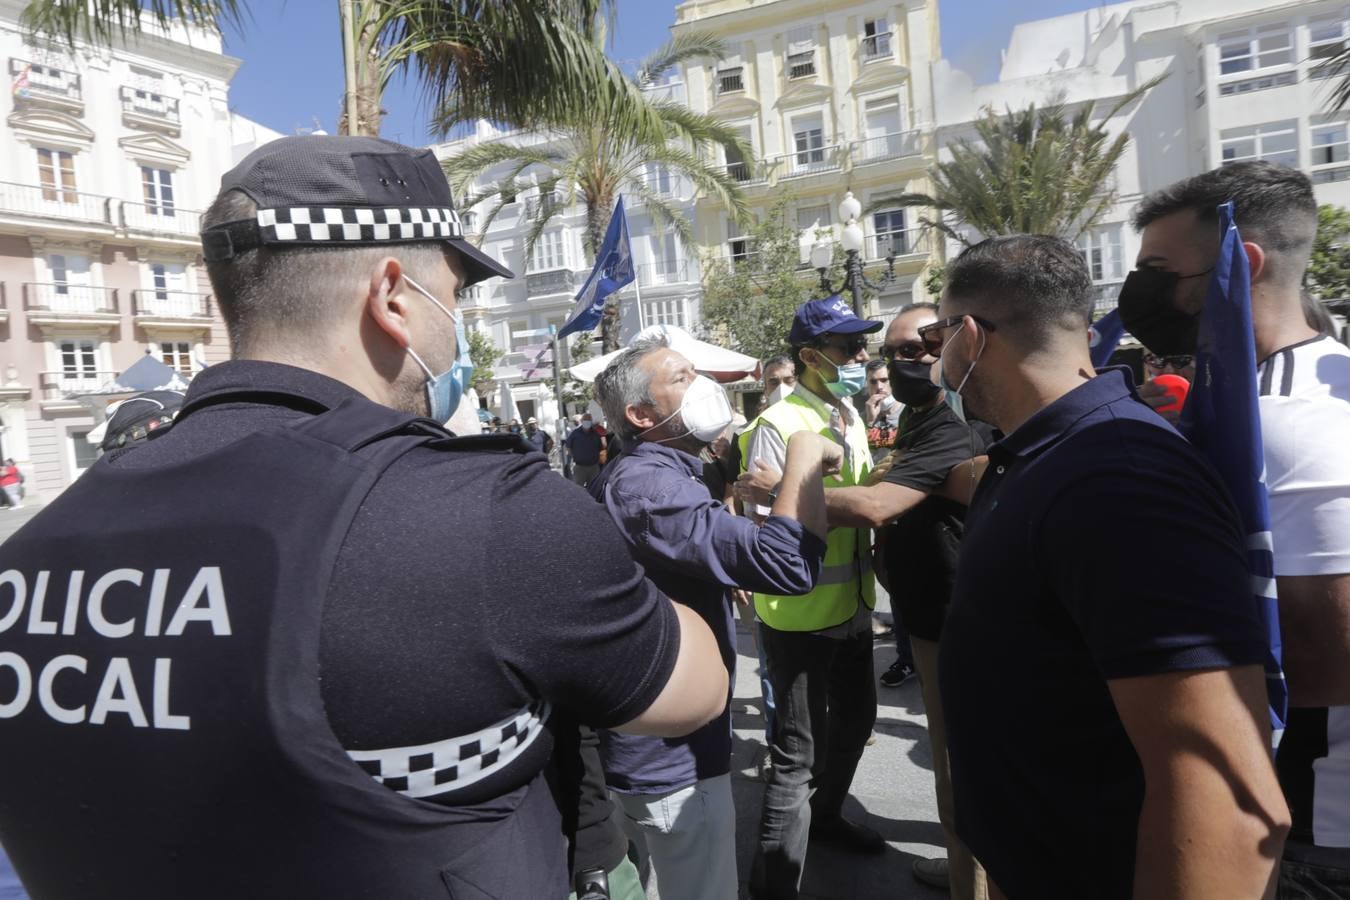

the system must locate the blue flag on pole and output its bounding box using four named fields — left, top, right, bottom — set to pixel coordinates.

left=1089, top=308, right=1126, bottom=370
left=558, top=197, right=635, bottom=339
left=1179, top=201, right=1287, bottom=729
